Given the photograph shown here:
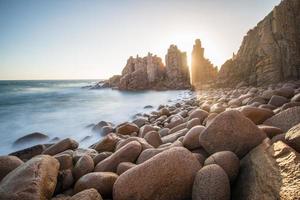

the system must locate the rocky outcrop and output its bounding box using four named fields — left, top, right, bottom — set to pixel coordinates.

left=218, top=0, right=300, bottom=87
left=165, top=45, right=191, bottom=89
left=191, top=39, right=218, bottom=87
left=104, top=45, right=191, bottom=90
